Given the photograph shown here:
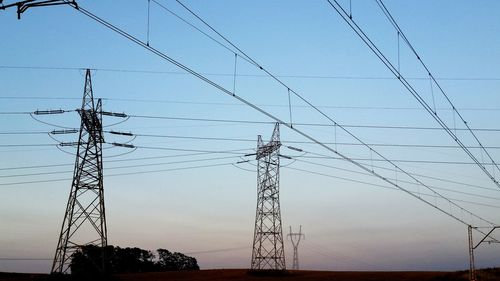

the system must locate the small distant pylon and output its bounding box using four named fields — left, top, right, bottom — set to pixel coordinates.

left=51, top=69, right=107, bottom=274
left=250, top=123, right=286, bottom=271
left=468, top=225, right=476, bottom=281
left=288, top=226, right=305, bottom=270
